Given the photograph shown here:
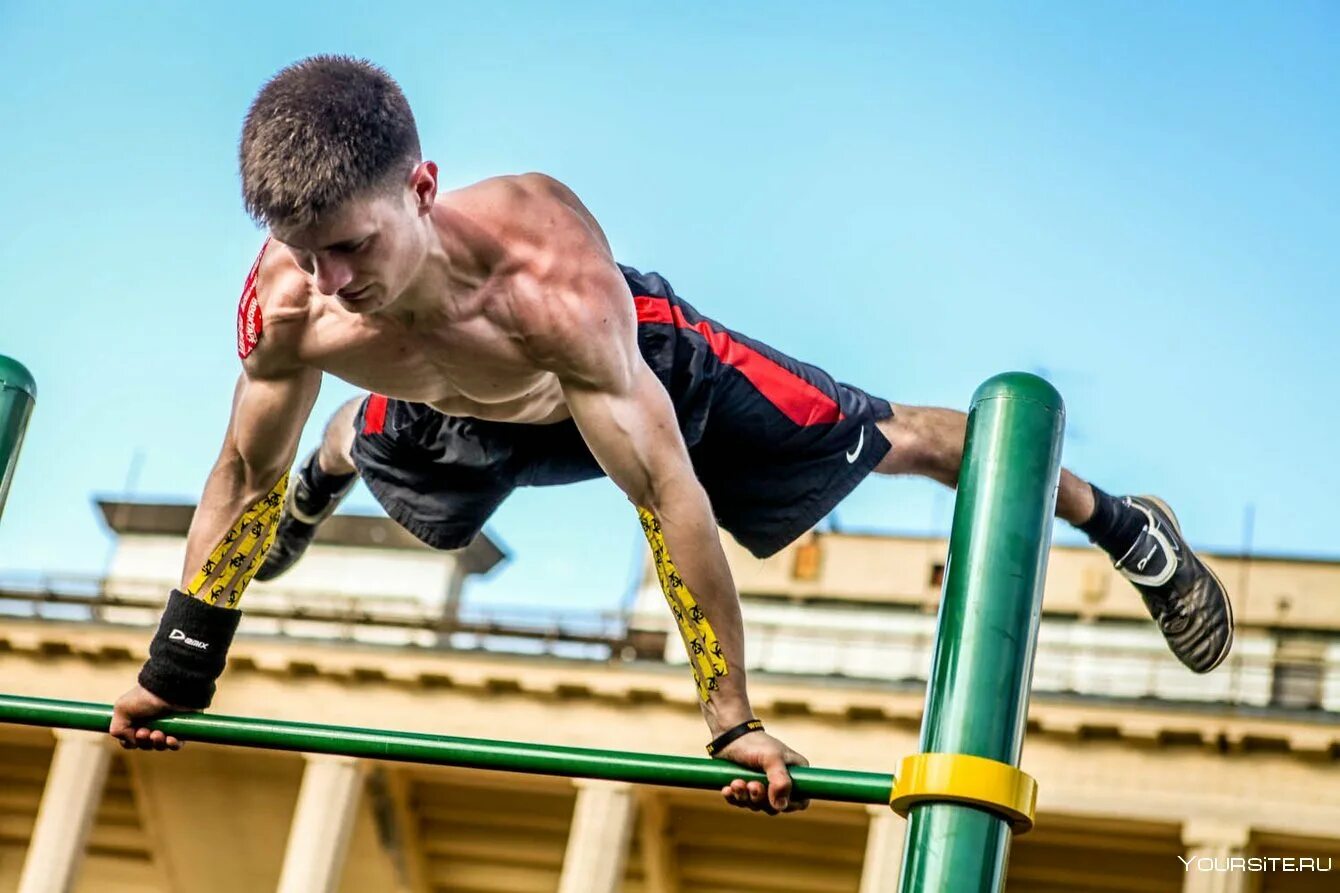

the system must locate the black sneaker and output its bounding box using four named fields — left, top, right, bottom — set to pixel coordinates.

left=254, top=453, right=356, bottom=582
left=1115, top=496, right=1234, bottom=674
